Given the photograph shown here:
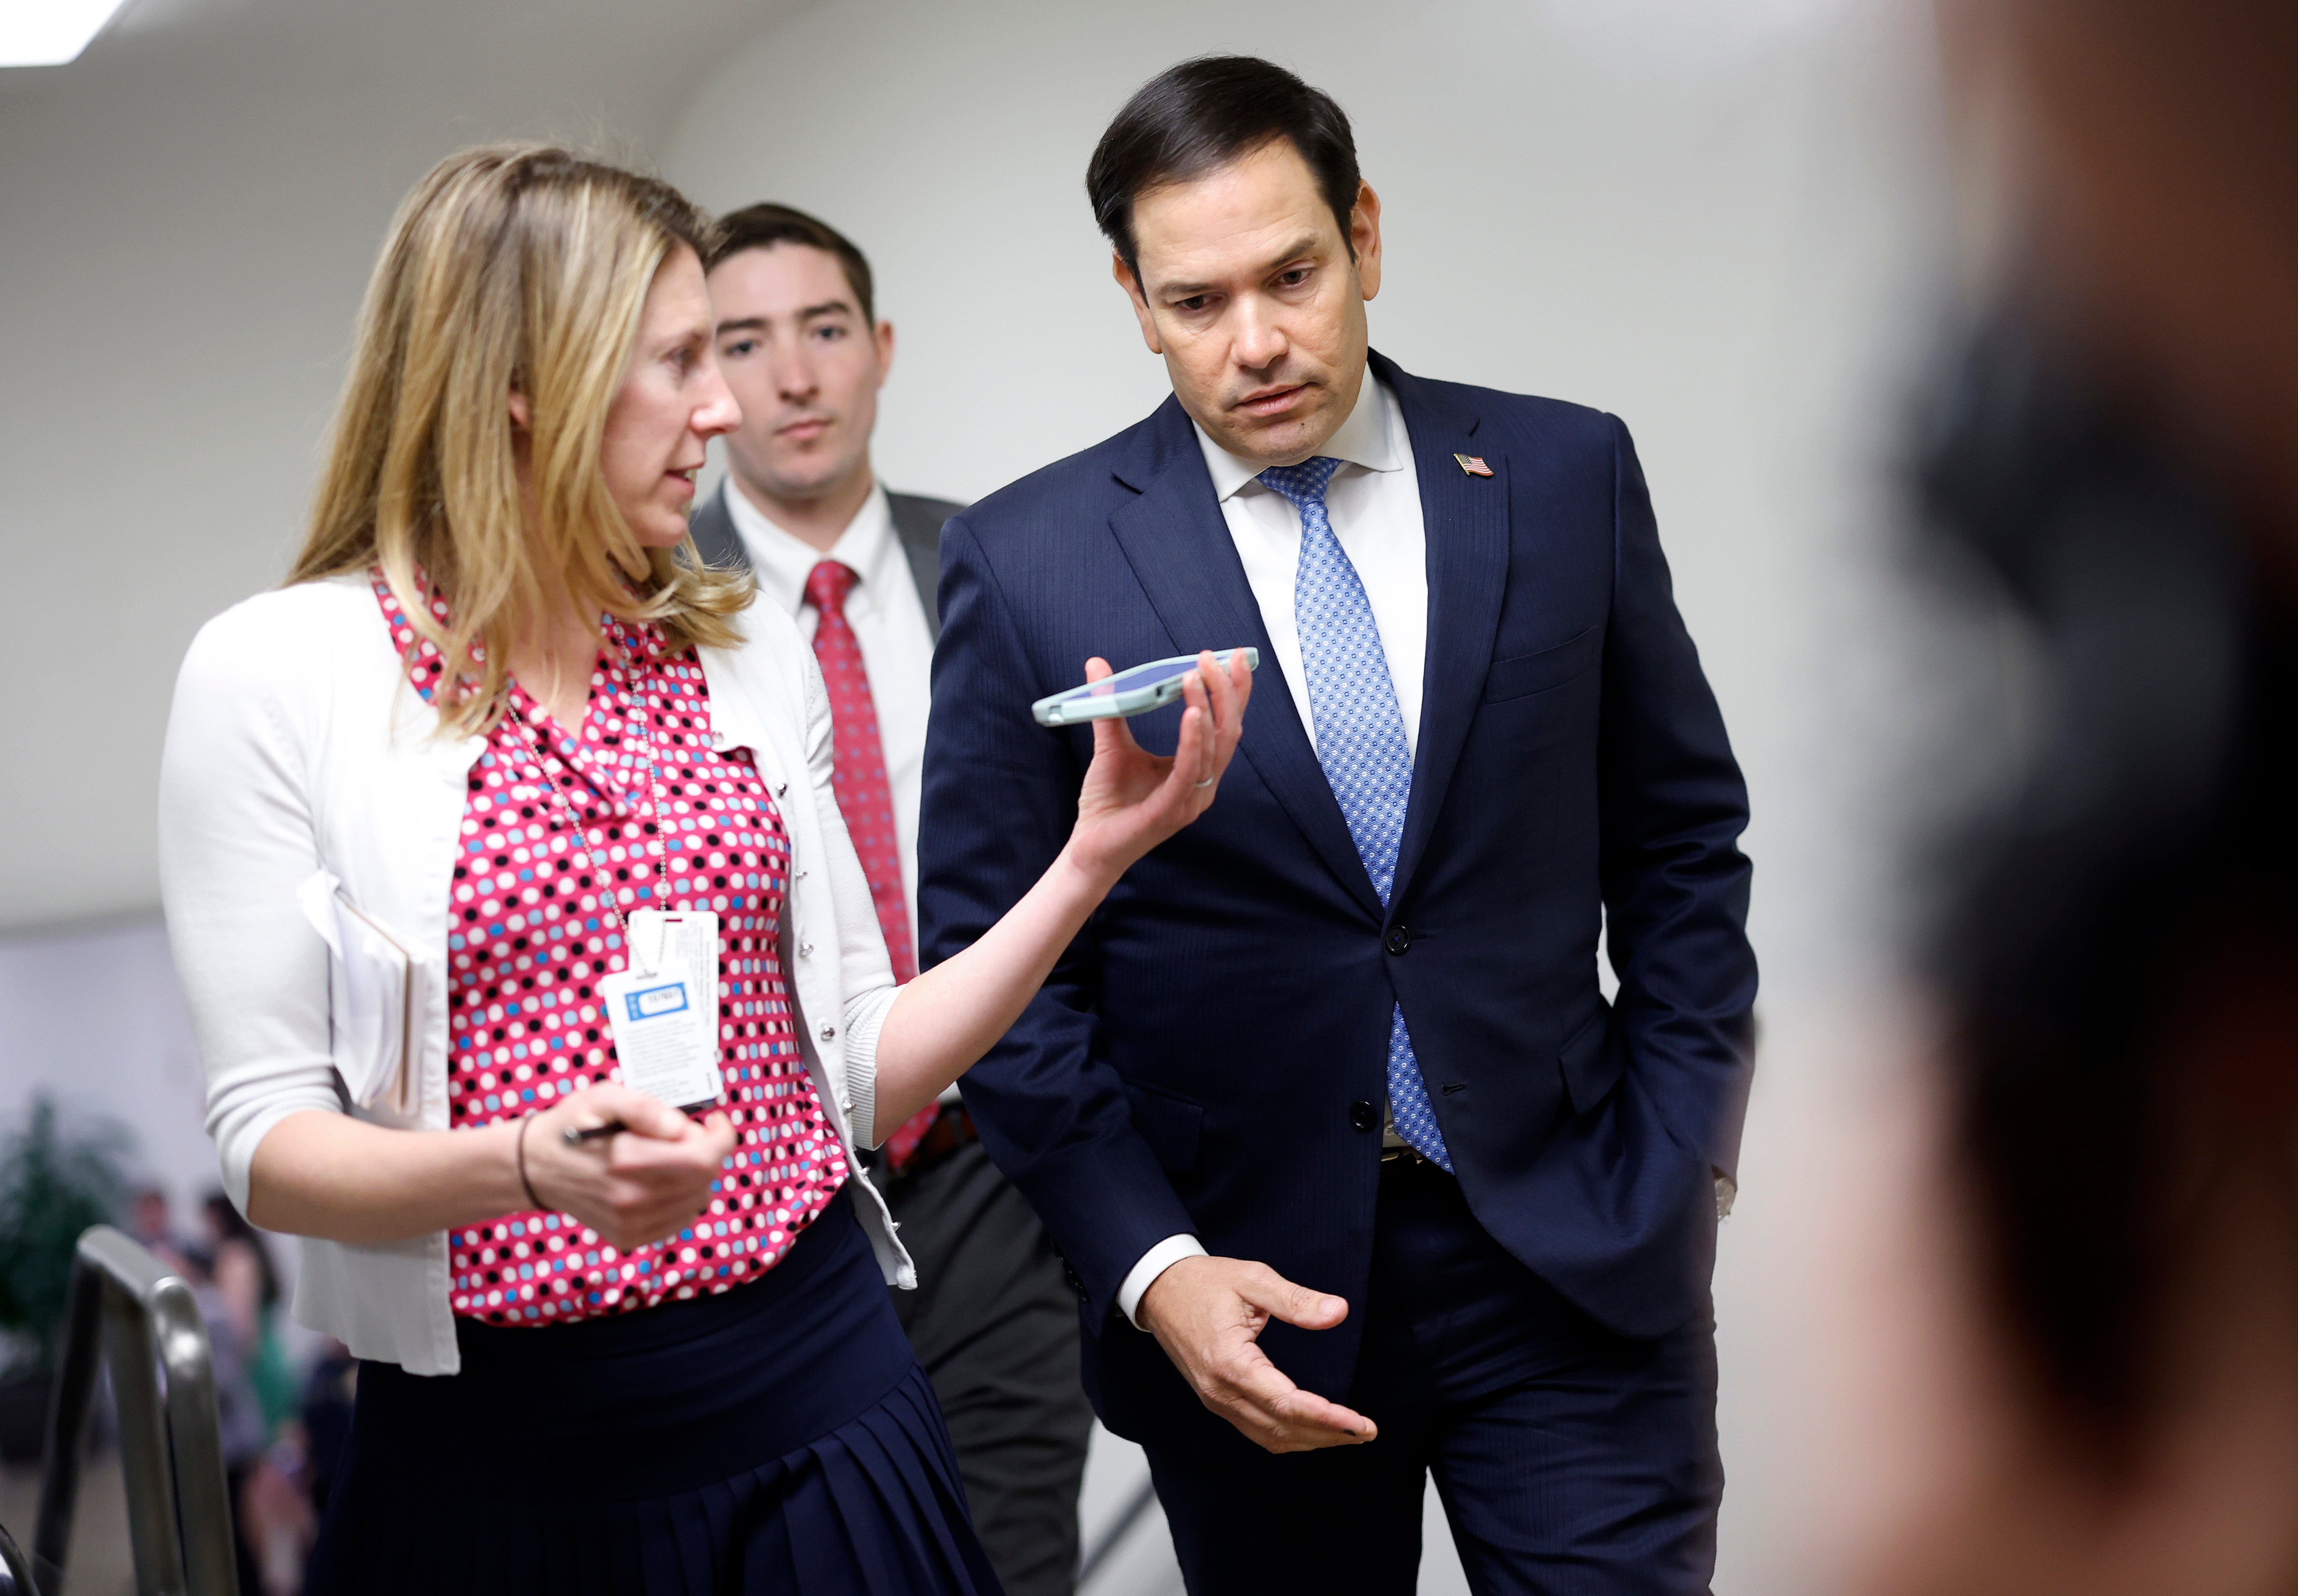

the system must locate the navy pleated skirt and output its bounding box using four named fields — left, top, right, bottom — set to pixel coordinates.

left=305, top=1187, right=1004, bottom=1595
